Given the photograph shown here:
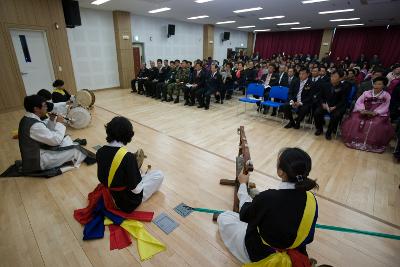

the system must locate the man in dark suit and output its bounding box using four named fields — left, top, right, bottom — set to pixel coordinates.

left=185, top=61, right=206, bottom=106
left=131, top=63, right=149, bottom=94
left=245, top=61, right=258, bottom=85
left=260, top=64, right=280, bottom=114
left=145, top=61, right=159, bottom=97
left=283, top=67, right=316, bottom=129
left=314, top=70, right=351, bottom=140
left=319, top=66, right=330, bottom=83
left=155, top=59, right=168, bottom=99
left=277, top=65, right=289, bottom=87
left=201, top=63, right=222, bottom=110
left=287, top=67, right=300, bottom=94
